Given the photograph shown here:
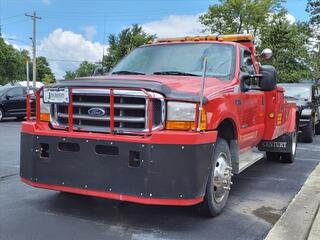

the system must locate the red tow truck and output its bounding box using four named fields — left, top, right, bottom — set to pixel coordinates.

left=20, top=34, right=298, bottom=216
